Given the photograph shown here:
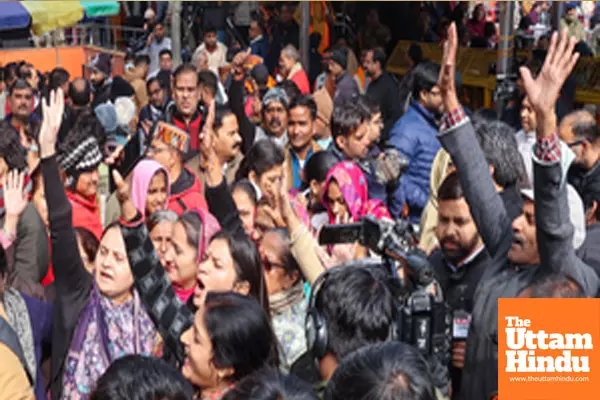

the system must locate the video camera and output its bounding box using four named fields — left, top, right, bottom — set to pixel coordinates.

left=319, top=216, right=452, bottom=364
